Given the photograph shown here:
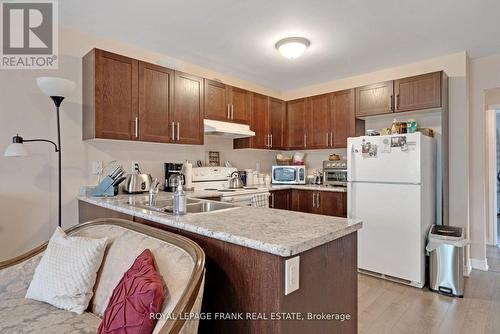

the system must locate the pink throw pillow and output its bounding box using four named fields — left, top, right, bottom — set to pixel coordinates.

left=97, top=249, right=164, bottom=334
